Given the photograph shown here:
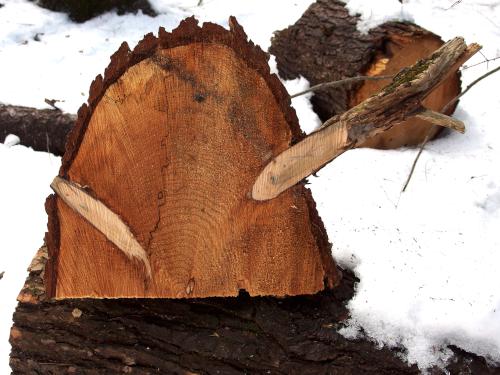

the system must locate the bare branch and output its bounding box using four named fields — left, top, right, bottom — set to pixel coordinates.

left=402, top=64, right=500, bottom=192
left=462, top=56, right=500, bottom=70
left=442, top=64, right=500, bottom=113
left=290, top=75, right=393, bottom=98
